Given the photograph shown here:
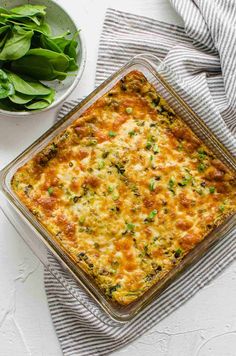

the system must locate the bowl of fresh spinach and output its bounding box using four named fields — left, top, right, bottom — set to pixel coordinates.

left=0, top=0, right=86, bottom=115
